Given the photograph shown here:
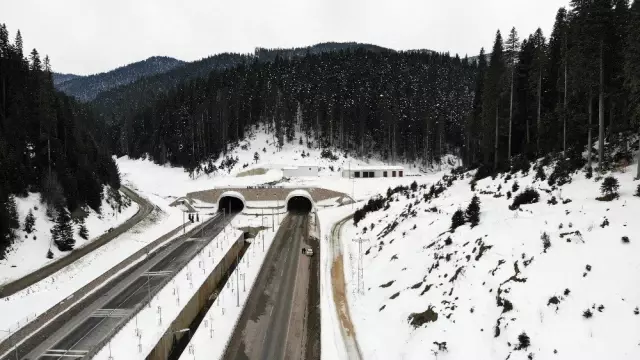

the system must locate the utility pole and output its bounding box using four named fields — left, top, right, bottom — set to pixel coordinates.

left=349, top=161, right=354, bottom=209
left=147, top=272, right=151, bottom=307
left=352, top=238, right=369, bottom=295
left=236, top=234, right=241, bottom=307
